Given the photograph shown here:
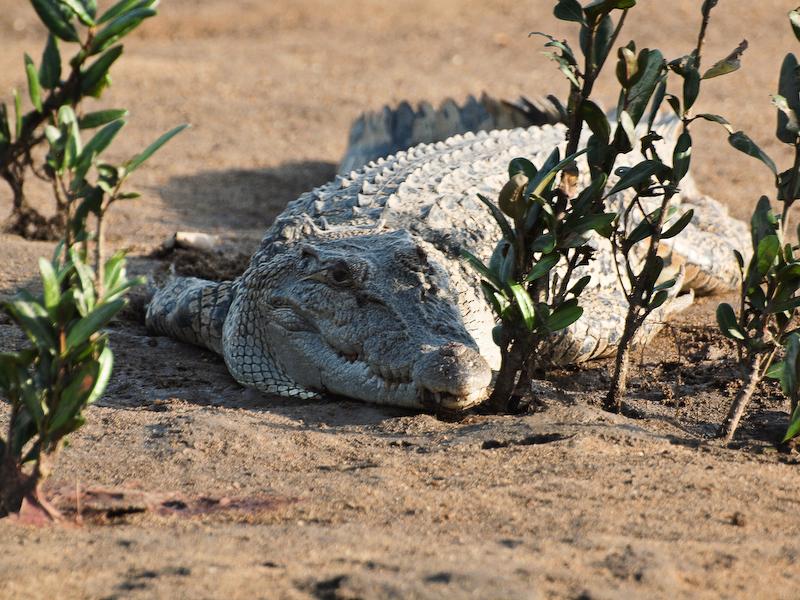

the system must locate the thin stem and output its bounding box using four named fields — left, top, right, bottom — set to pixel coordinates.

left=695, top=2, right=716, bottom=70
left=719, top=353, right=763, bottom=443
left=94, top=209, right=105, bottom=294
left=596, top=9, right=629, bottom=74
